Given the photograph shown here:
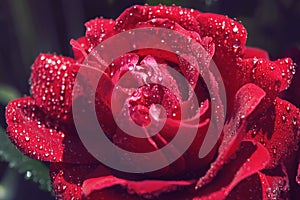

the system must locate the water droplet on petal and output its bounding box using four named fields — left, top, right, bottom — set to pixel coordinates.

left=292, top=117, right=297, bottom=126
left=281, top=114, right=286, bottom=122
left=232, top=25, right=238, bottom=33
left=286, top=105, right=290, bottom=112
